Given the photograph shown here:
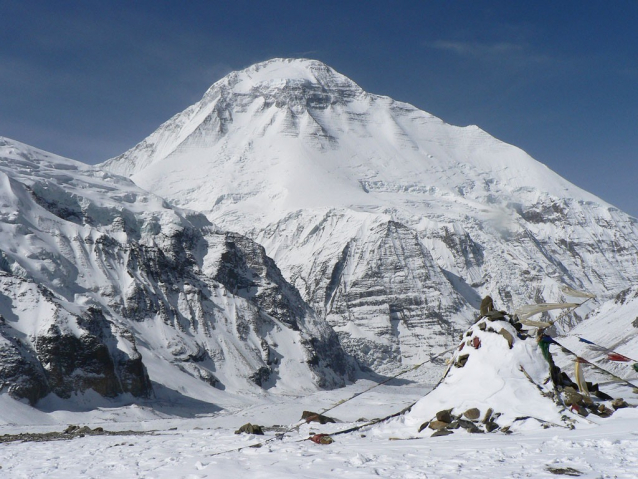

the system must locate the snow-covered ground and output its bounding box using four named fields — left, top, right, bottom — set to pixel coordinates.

left=1, top=378, right=637, bottom=478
